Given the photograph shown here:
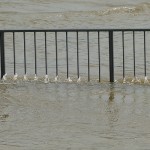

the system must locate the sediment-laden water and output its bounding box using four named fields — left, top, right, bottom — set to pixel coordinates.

left=0, top=0, right=150, bottom=149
